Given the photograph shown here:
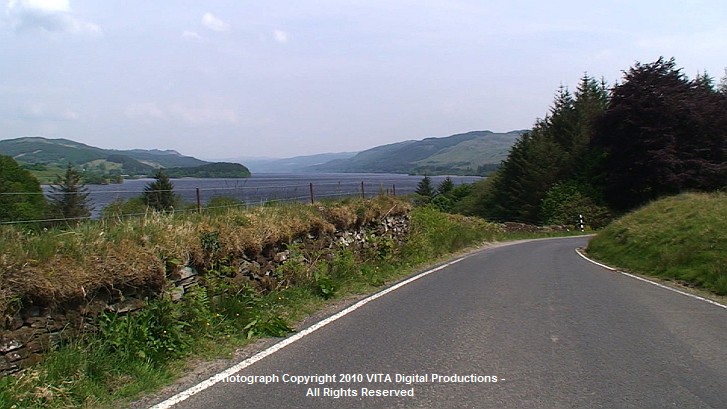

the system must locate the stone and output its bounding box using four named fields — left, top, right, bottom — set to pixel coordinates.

left=4, top=327, right=35, bottom=344
left=81, top=300, right=108, bottom=317
left=177, top=276, right=197, bottom=288
left=4, top=313, right=23, bottom=331
left=17, top=354, right=44, bottom=369
left=274, top=251, right=289, bottom=263
left=27, top=316, right=50, bottom=329
left=169, top=286, right=185, bottom=302
left=108, top=298, right=145, bottom=314
left=0, top=355, right=18, bottom=373
left=47, top=316, right=70, bottom=332
left=0, top=339, right=22, bottom=353
left=178, top=266, right=197, bottom=281
left=5, top=347, right=30, bottom=362
left=26, top=334, right=51, bottom=353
